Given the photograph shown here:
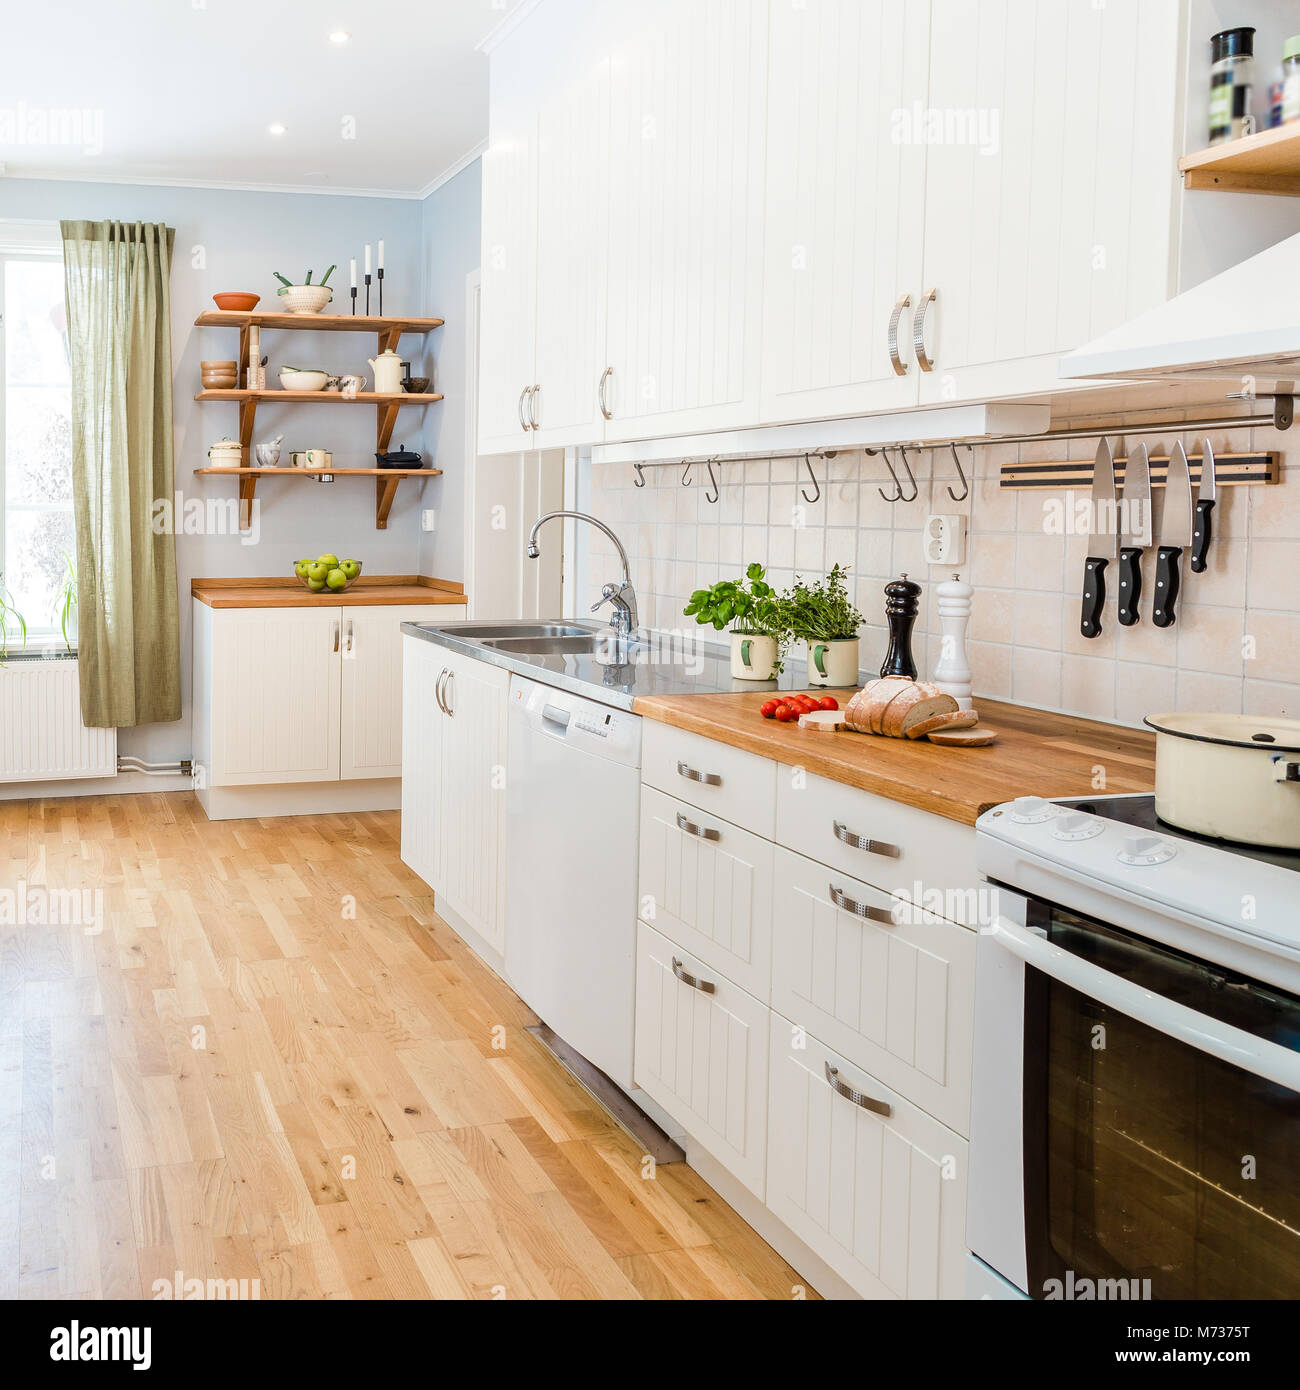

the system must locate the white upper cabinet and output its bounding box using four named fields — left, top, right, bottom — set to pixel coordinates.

left=602, top=0, right=770, bottom=441
left=914, top=0, right=1182, bottom=404
left=760, top=0, right=931, bottom=424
